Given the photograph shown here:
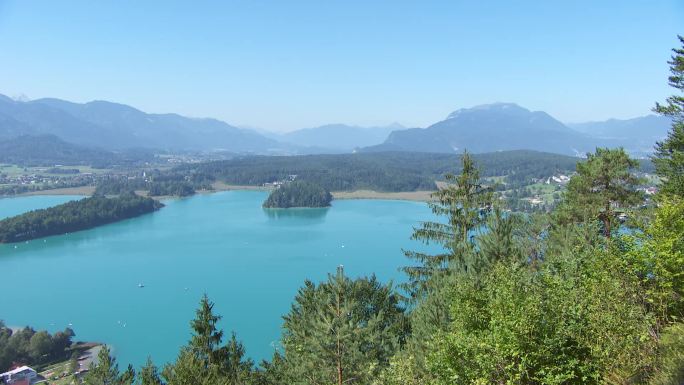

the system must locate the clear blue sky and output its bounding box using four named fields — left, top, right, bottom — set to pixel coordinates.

left=0, top=1, right=682, bottom=131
